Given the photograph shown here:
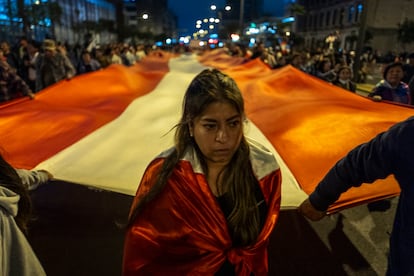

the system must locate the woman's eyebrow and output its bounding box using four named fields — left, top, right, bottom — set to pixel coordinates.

left=200, top=115, right=240, bottom=122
